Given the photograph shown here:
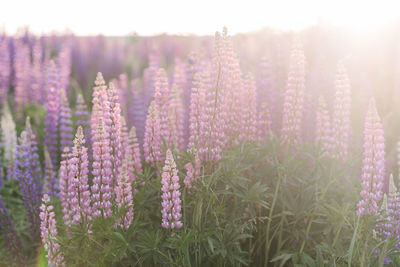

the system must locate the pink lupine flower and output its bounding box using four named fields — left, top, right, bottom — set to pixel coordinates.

left=280, top=43, right=306, bottom=147
left=126, top=126, right=143, bottom=192
left=115, top=161, right=134, bottom=230
left=91, top=118, right=113, bottom=219
left=172, top=58, right=187, bottom=97
left=169, top=85, right=185, bottom=151
left=332, top=61, right=351, bottom=160
left=184, top=153, right=201, bottom=190
left=120, top=117, right=129, bottom=158
left=90, top=72, right=111, bottom=138
left=40, top=194, right=65, bottom=267
left=315, top=97, right=333, bottom=157
left=68, top=126, right=91, bottom=225
left=238, top=74, right=258, bottom=143
left=31, top=40, right=43, bottom=105
left=188, top=71, right=206, bottom=152
left=161, top=149, right=183, bottom=229
left=107, top=82, right=123, bottom=189
left=154, top=68, right=172, bottom=147
left=13, top=39, right=31, bottom=114
left=144, top=101, right=162, bottom=167
left=357, top=98, right=385, bottom=217
left=0, top=39, right=10, bottom=102
left=59, top=147, right=72, bottom=227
